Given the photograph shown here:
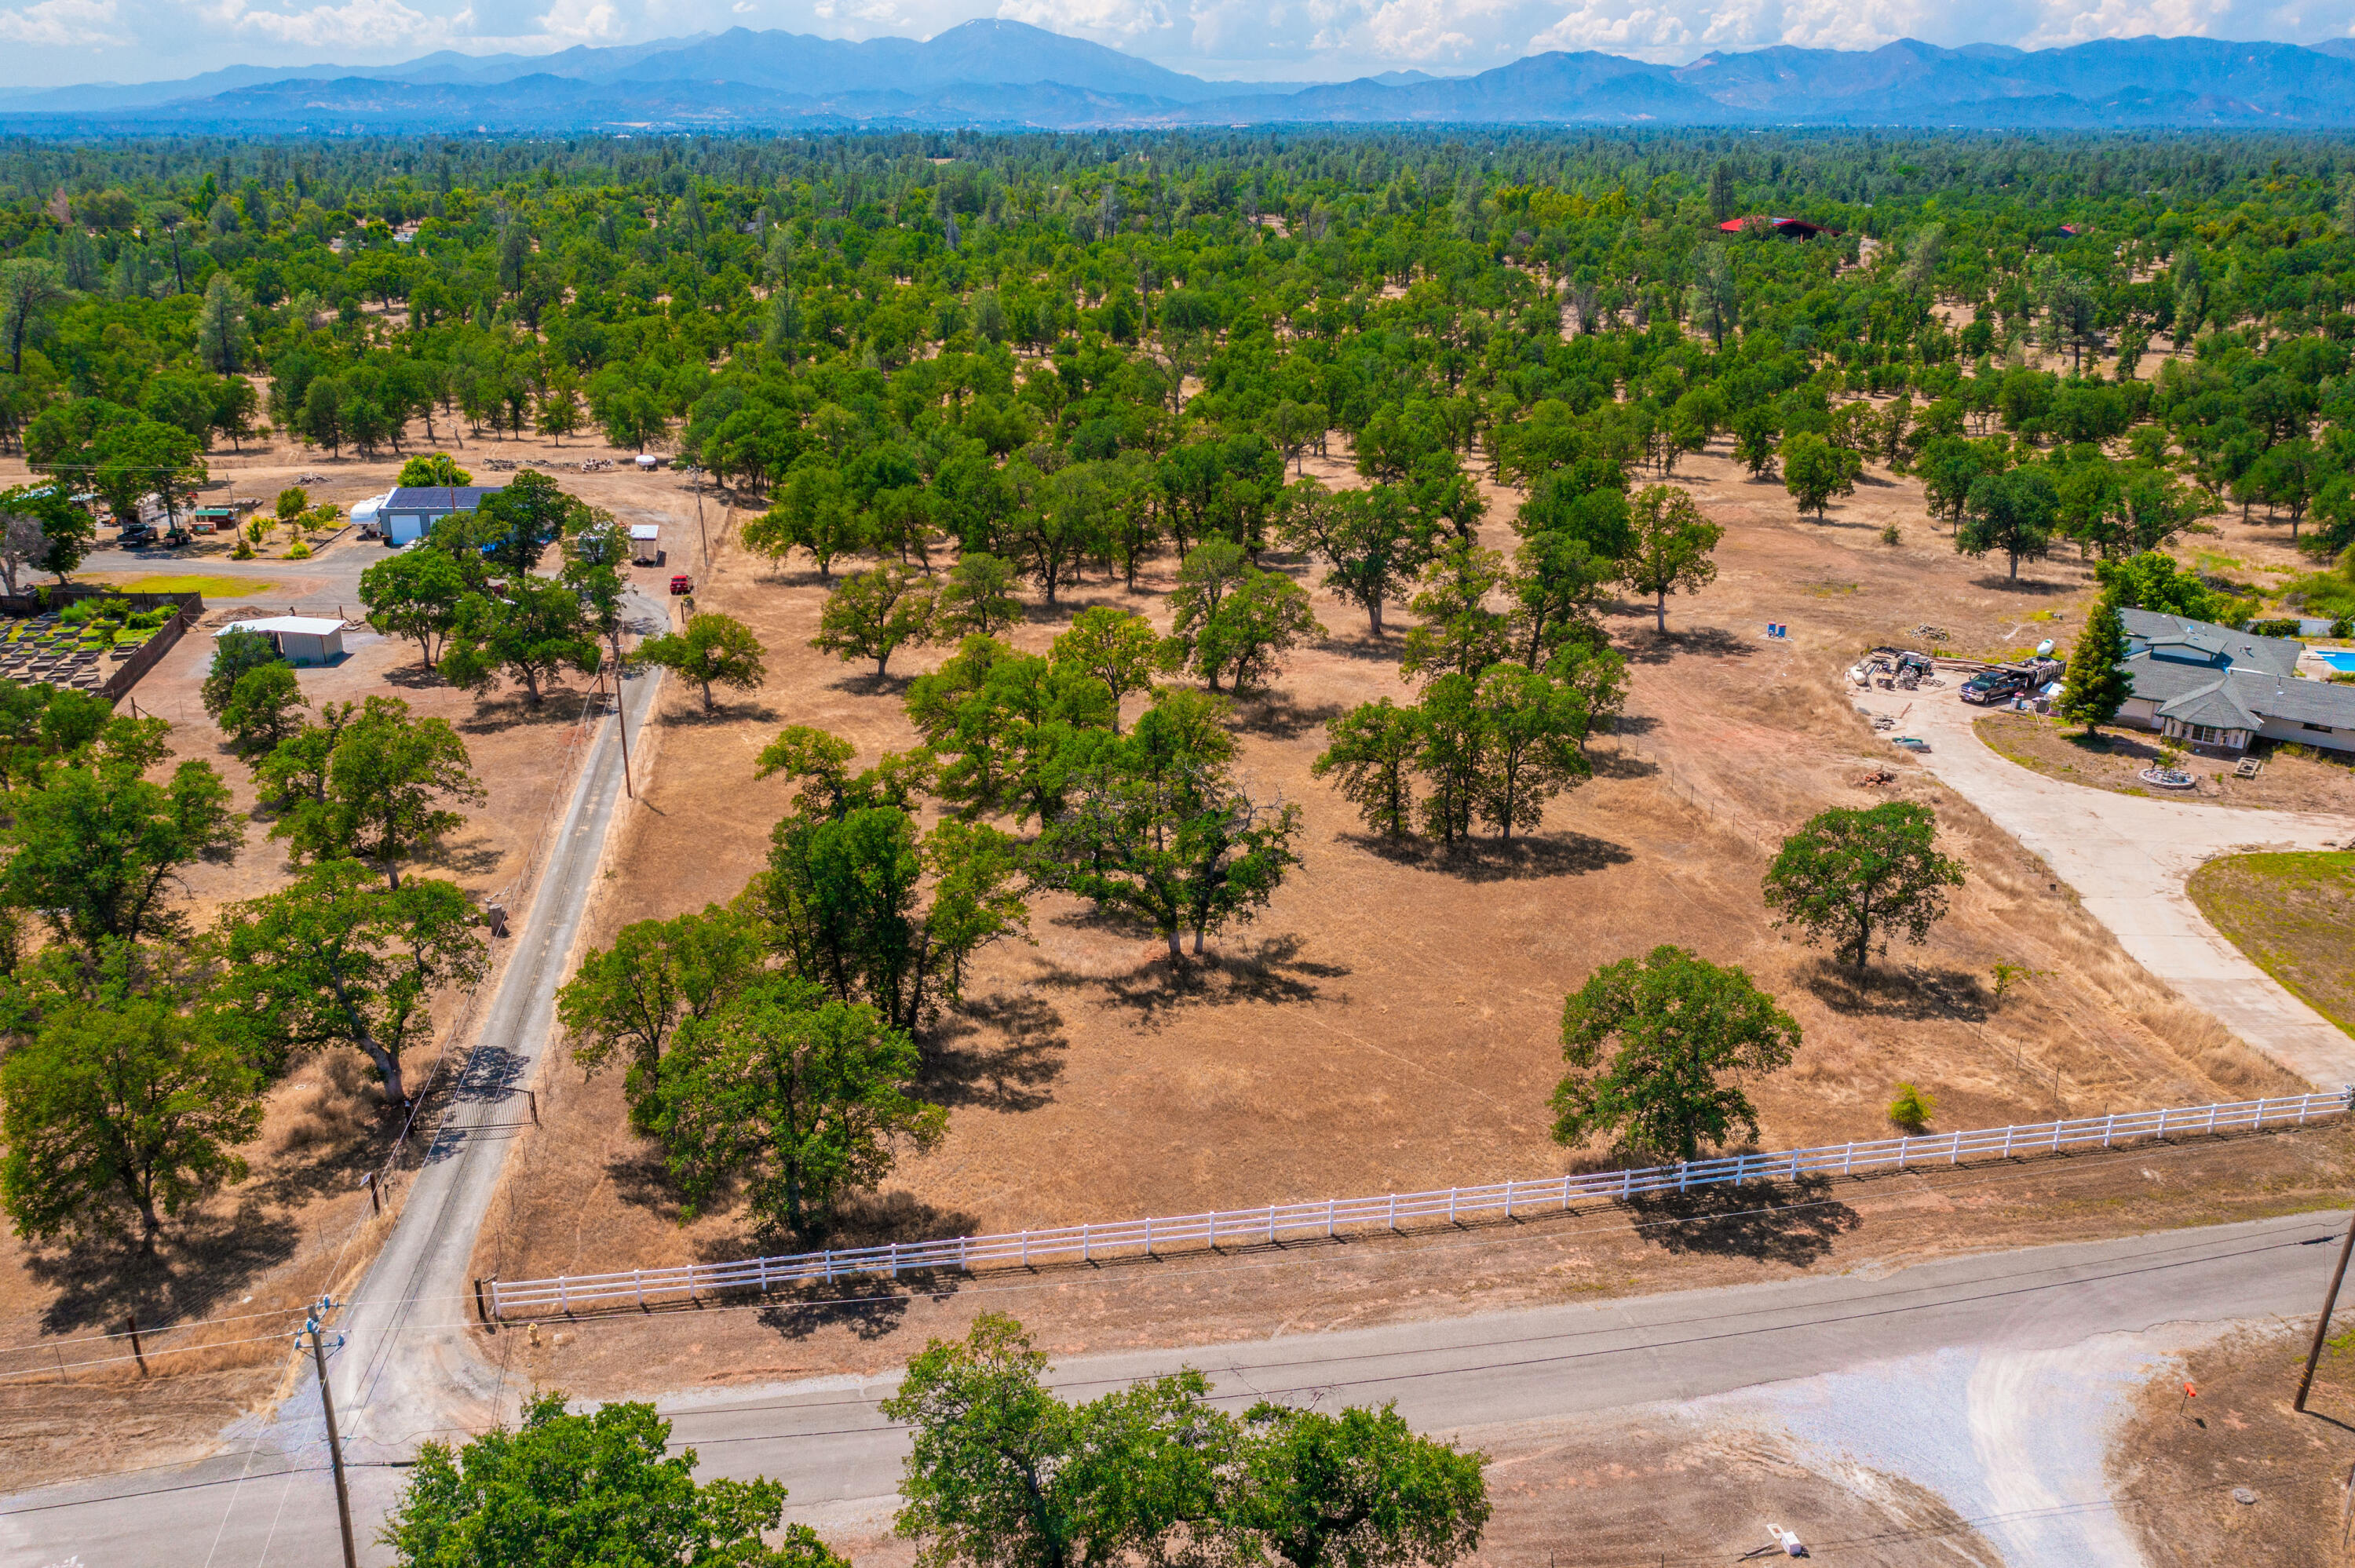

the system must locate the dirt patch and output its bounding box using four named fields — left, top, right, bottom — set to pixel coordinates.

left=1976, top=710, right=2355, bottom=815
left=2111, top=1322, right=2355, bottom=1566
left=2189, top=853, right=2355, bottom=1039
